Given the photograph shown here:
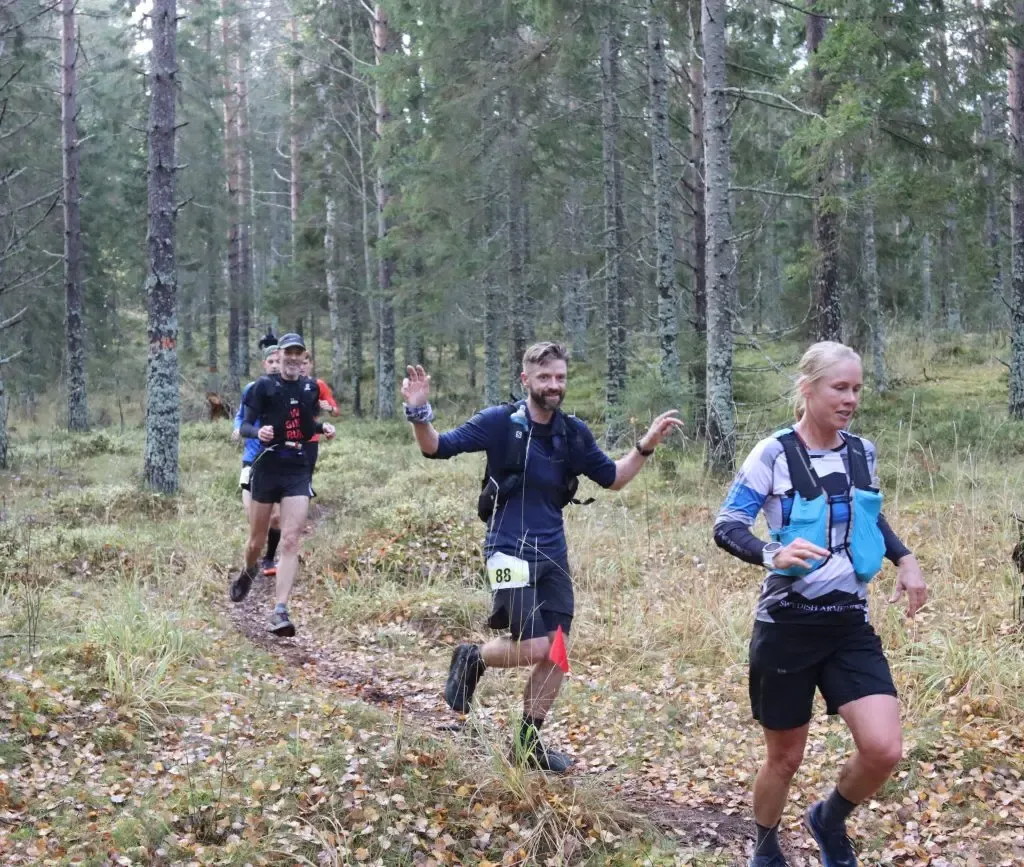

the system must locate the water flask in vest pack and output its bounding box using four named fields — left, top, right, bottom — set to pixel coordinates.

left=768, top=428, right=886, bottom=583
